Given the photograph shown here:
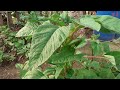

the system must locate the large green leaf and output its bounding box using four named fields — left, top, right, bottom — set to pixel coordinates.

left=16, top=22, right=38, bottom=37
left=49, top=46, right=84, bottom=64
left=96, top=15, right=120, bottom=34
left=28, top=23, right=70, bottom=69
left=80, top=17, right=101, bottom=31
left=81, top=15, right=120, bottom=34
